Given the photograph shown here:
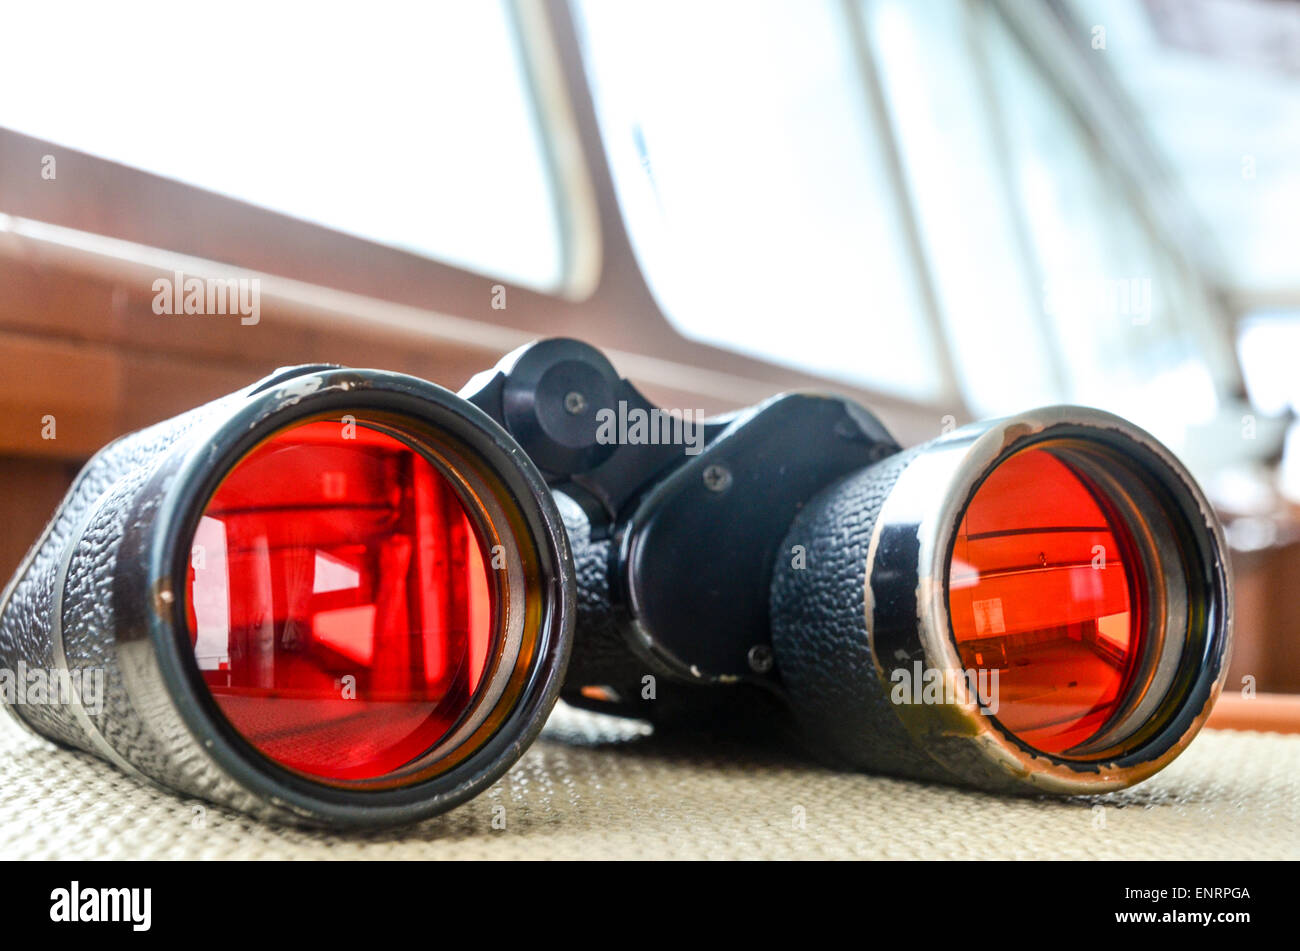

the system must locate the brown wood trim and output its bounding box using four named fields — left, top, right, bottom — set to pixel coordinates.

left=0, top=331, right=121, bottom=458
left=1208, top=692, right=1300, bottom=735
left=0, top=214, right=952, bottom=457
left=0, top=459, right=78, bottom=581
